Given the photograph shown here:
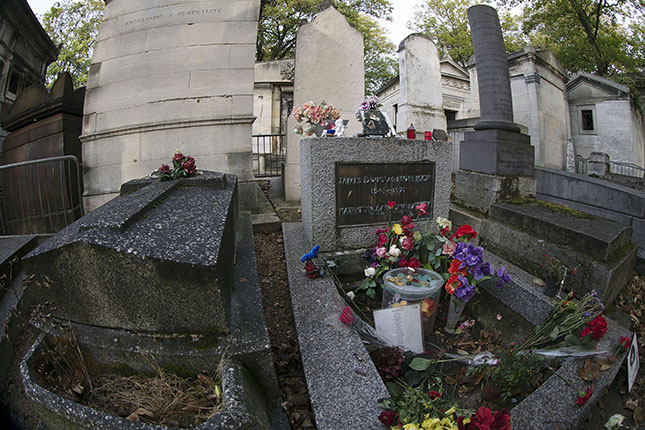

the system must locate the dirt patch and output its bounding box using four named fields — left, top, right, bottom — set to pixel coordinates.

left=254, top=232, right=315, bottom=429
